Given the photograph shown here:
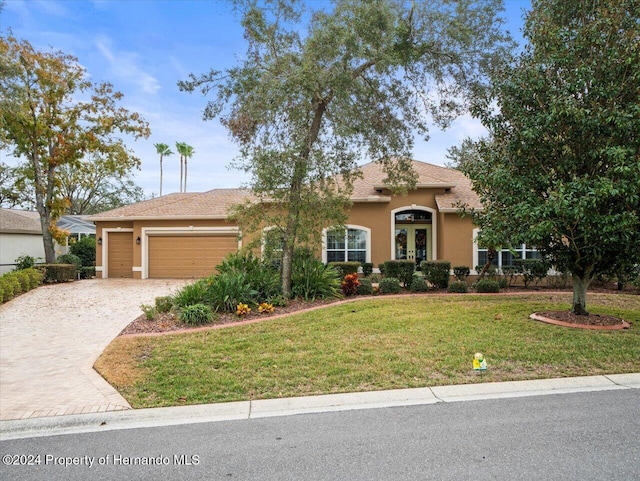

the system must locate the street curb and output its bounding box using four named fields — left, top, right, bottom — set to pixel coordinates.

left=1, top=373, right=638, bottom=441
